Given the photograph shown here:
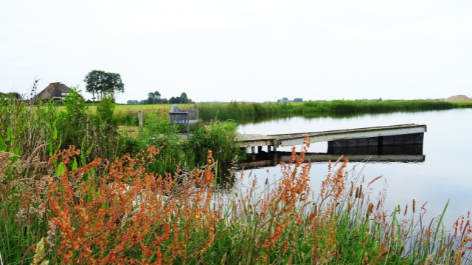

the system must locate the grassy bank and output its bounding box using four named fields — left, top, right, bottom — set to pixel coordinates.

left=78, top=100, right=472, bottom=126
left=0, top=90, right=242, bottom=176
left=1, top=139, right=471, bottom=264
left=197, top=100, right=472, bottom=121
